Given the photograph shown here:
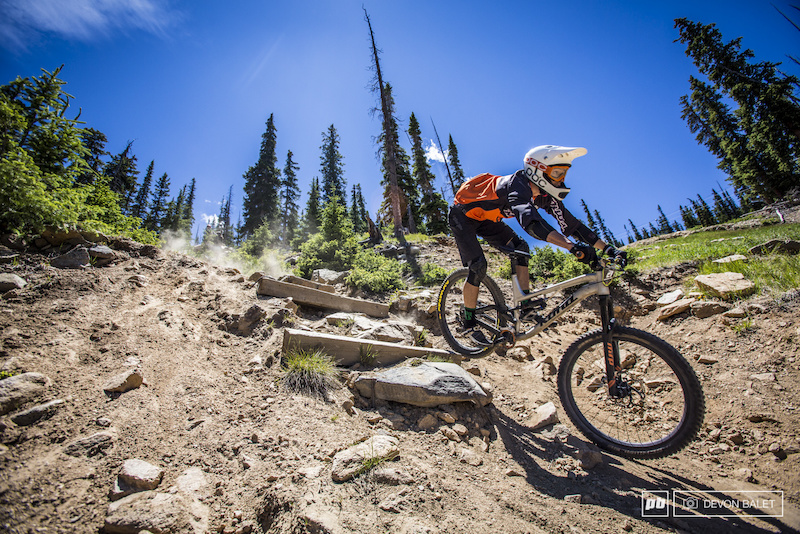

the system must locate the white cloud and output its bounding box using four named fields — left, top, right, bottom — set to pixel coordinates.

left=425, top=139, right=448, bottom=164
left=0, top=0, right=178, bottom=51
